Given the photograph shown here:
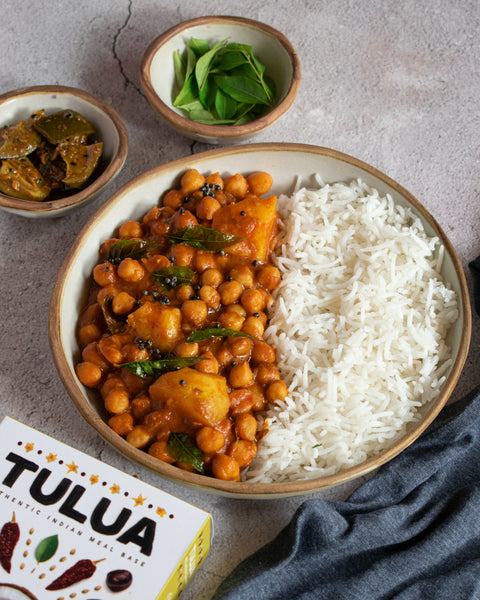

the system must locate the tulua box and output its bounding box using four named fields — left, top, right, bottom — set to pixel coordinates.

left=0, top=417, right=211, bottom=600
